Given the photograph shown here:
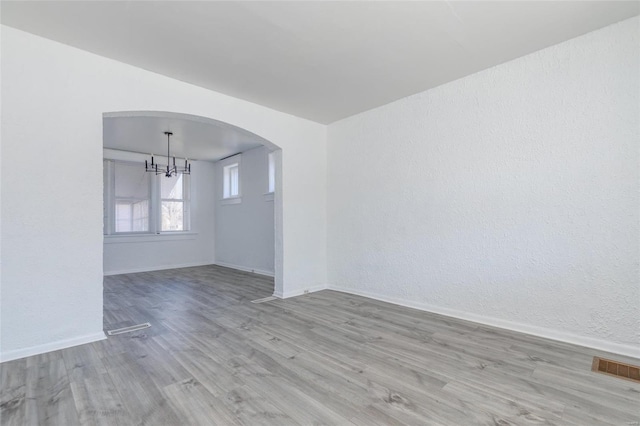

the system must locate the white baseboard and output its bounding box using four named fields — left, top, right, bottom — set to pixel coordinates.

left=273, top=284, right=326, bottom=299
left=214, top=261, right=274, bottom=277
left=104, top=261, right=215, bottom=276
left=0, top=331, right=107, bottom=363
left=327, top=285, right=640, bottom=359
